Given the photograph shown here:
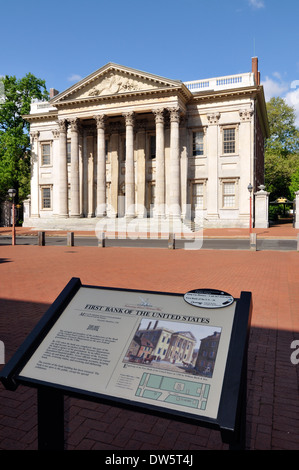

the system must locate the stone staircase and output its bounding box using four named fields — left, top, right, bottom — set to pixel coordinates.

left=23, top=216, right=202, bottom=236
